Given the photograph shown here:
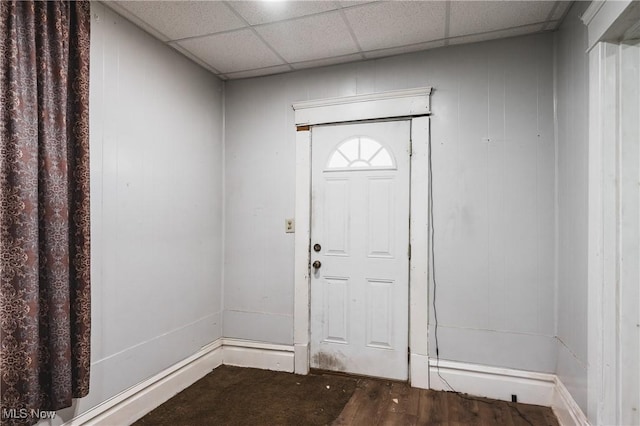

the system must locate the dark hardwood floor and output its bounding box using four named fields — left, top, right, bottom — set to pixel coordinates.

left=135, top=365, right=560, bottom=425
left=333, top=378, right=559, bottom=426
